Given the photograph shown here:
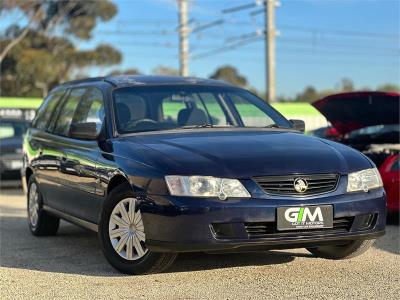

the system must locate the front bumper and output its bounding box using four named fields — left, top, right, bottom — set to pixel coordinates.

left=141, top=188, right=386, bottom=253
